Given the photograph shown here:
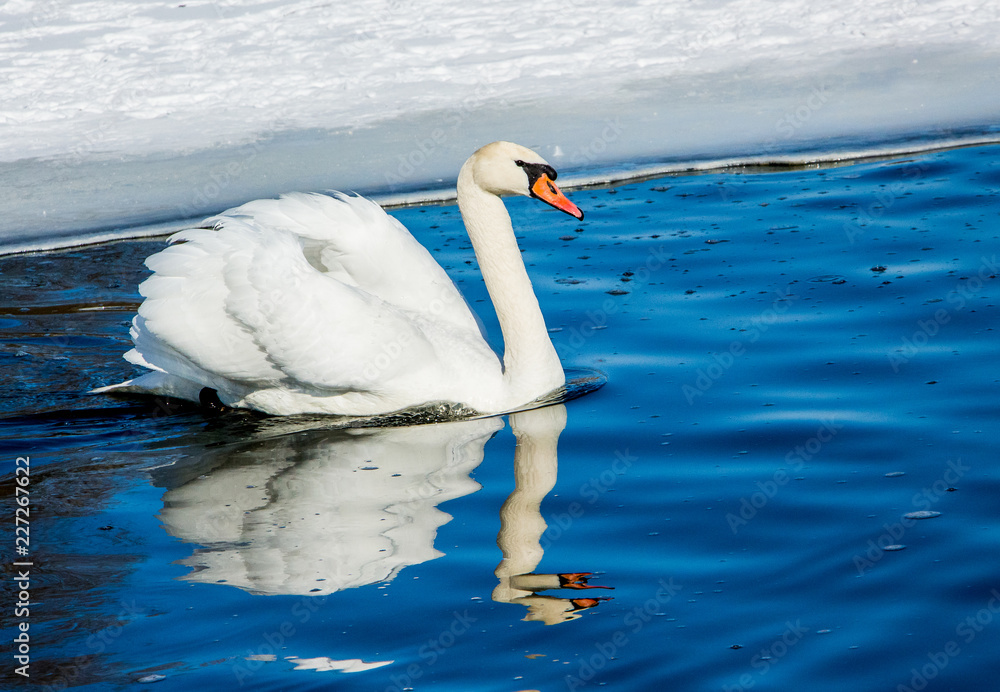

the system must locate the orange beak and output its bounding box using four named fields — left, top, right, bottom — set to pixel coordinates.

left=531, top=174, right=584, bottom=220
